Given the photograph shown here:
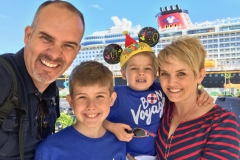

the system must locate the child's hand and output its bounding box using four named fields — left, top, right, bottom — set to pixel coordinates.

left=197, top=89, right=214, bottom=106
left=126, top=153, right=135, bottom=160
left=112, top=123, right=134, bottom=142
